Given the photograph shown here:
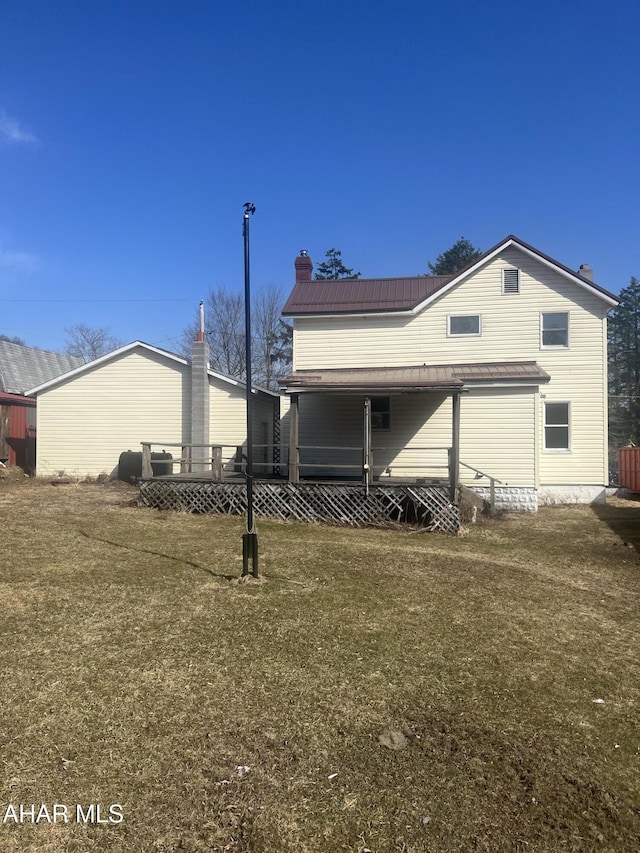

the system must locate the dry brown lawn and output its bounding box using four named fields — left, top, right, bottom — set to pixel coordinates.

left=0, top=474, right=639, bottom=852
